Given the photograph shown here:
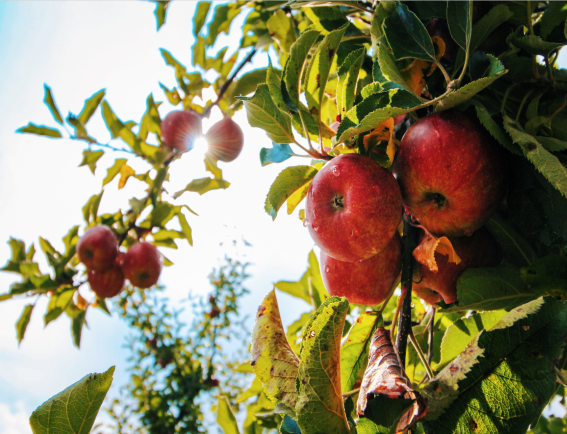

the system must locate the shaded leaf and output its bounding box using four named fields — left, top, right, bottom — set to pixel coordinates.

left=153, top=1, right=170, bottom=30
left=446, top=1, right=472, bottom=51
left=280, top=415, right=301, bottom=434
left=266, top=9, right=296, bottom=53
left=250, top=290, right=299, bottom=410
left=296, top=297, right=351, bottom=434
left=473, top=101, right=520, bottom=155
left=520, top=255, right=567, bottom=298
left=337, top=48, right=365, bottom=116
left=173, top=178, right=230, bottom=198
left=485, top=214, right=537, bottom=267
left=193, top=2, right=211, bottom=36
left=265, top=165, right=318, bottom=220
left=423, top=297, right=567, bottom=433
left=78, top=149, right=104, bottom=175
left=512, top=35, right=564, bottom=56
left=383, top=3, right=436, bottom=61
left=29, top=367, right=114, bottom=434
left=44, top=288, right=76, bottom=326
